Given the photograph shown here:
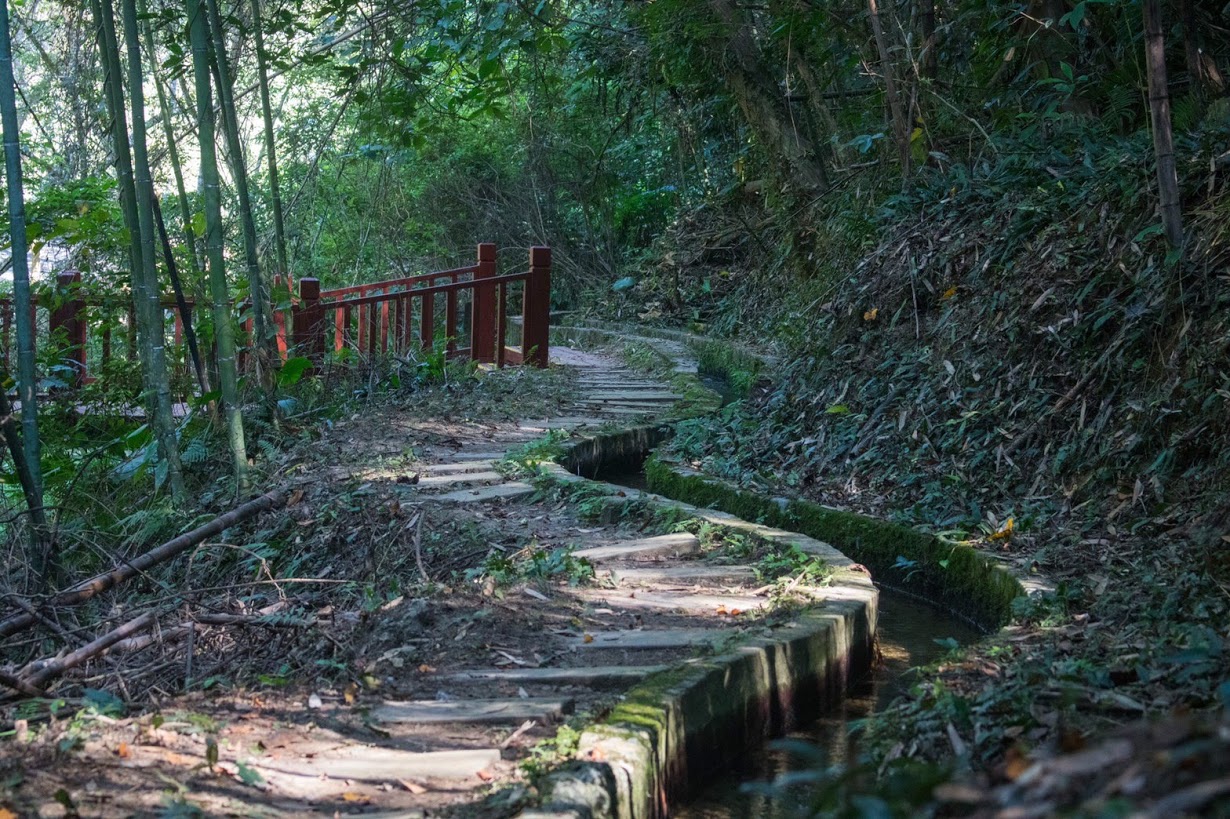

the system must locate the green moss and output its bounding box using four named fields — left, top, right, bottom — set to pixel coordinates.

left=689, top=338, right=763, bottom=397
left=645, top=455, right=1022, bottom=630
